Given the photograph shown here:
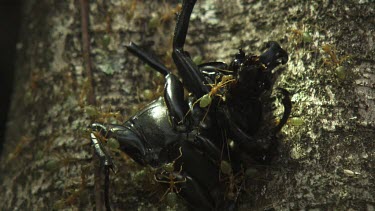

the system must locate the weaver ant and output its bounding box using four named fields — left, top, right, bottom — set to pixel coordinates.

left=183, top=73, right=235, bottom=123
left=199, top=74, right=236, bottom=108
left=219, top=160, right=244, bottom=201
left=321, top=44, right=349, bottom=68
left=154, top=147, right=187, bottom=201
left=218, top=133, right=245, bottom=202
